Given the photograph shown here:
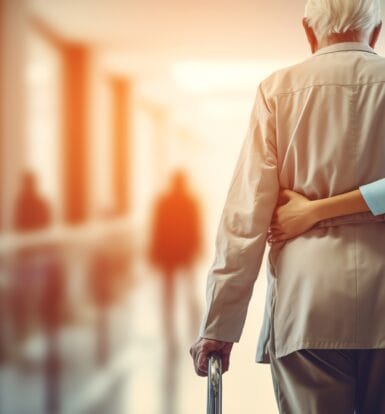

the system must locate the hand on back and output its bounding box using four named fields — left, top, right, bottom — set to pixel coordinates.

left=268, top=189, right=318, bottom=243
